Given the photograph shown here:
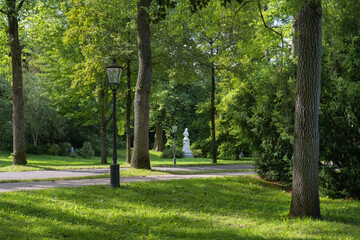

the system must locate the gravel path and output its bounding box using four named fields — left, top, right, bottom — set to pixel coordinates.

left=0, top=165, right=255, bottom=192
